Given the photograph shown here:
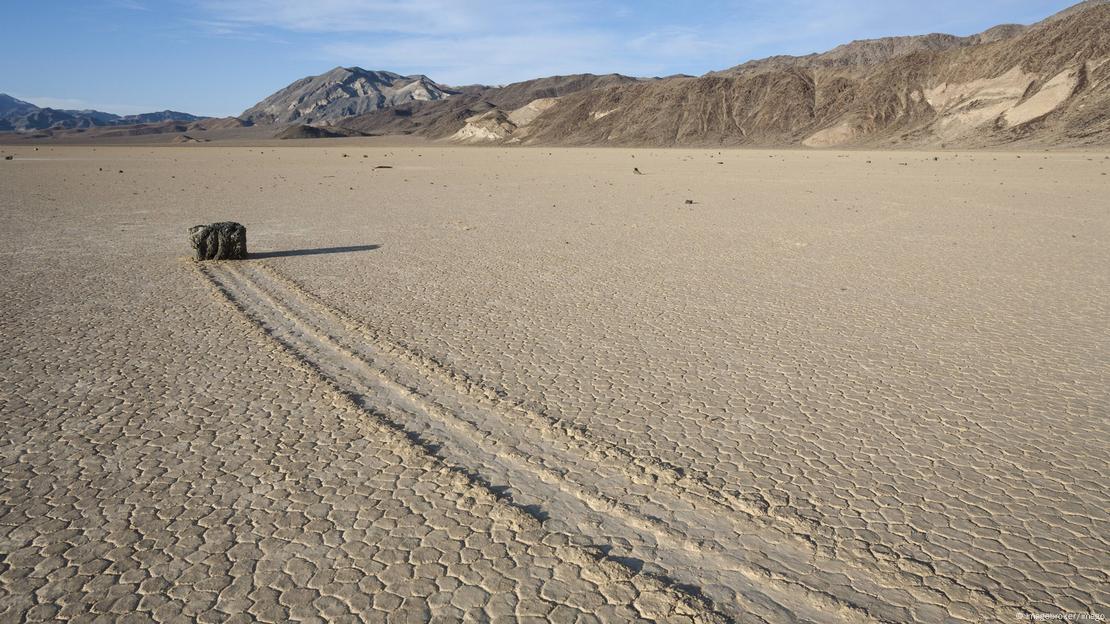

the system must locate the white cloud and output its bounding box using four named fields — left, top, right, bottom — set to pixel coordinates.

left=190, top=0, right=1047, bottom=84
left=198, top=0, right=747, bottom=83
left=184, top=18, right=289, bottom=42
left=627, top=28, right=731, bottom=61
left=196, top=0, right=588, bottom=36
left=108, top=0, right=150, bottom=10
left=321, top=32, right=647, bottom=86
left=210, top=1, right=883, bottom=73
